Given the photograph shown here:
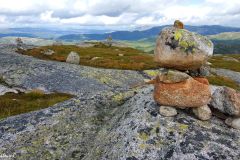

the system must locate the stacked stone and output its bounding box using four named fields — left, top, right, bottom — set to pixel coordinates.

left=210, top=86, right=240, bottom=129
left=153, top=20, right=214, bottom=120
